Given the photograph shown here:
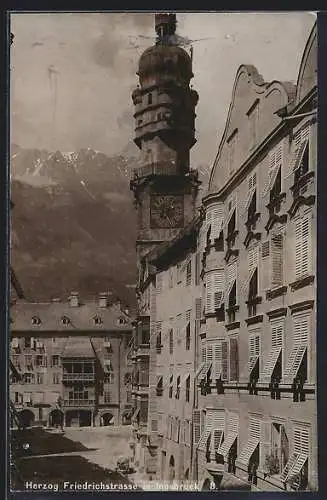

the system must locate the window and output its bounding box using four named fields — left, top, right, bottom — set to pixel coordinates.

left=295, top=215, right=312, bottom=280
left=218, top=412, right=239, bottom=460
left=195, top=252, right=201, bottom=285
left=175, top=375, right=181, bottom=399
left=51, top=355, right=60, bottom=367
left=244, top=172, right=257, bottom=225
left=12, top=355, right=20, bottom=367
left=284, top=313, right=309, bottom=383
left=185, top=322, right=191, bottom=350
left=23, top=373, right=34, bottom=384
left=36, top=373, right=44, bottom=384
left=186, top=375, right=190, bottom=402
left=261, top=234, right=284, bottom=290
left=237, top=416, right=260, bottom=469
left=229, top=337, right=239, bottom=381
left=248, top=332, right=260, bottom=382
left=156, top=322, right=162, bottom=353
left=206, top=204, right=224, bottom=245
left=286, top=125, right=310, bottom=183
left=52, top=373, right=60, bottom=384
left=104, top=391, right=111, bottom=403
left=248, top=102, right=259, bottom=149
left=169, top=375, right=173, bottom=398
left=61, top=316, right=70, bottom=325
left=35, top=355, right=47, bottom=367
left=226, top=261, right=237, bottom=322
left=169, top=329, right=173, bottom=354
left=193, top=409, right=205, bottom=445
left=280, top=426, right=309, bottom=490
left=211, top=341, right=228, bottom=382
left=186, top=260, right=192, bottom=286
left=247, top=246, right=259, bottom=316
left=261, top=321, right=284, bottom=383
left=31, top=316, right=41, bottom=326
left=25, top=355, right=33, bottom=369
left=262, top=143, right=283, bottom=199
left=268, top=423, right=289, bottom=475
left=148, top=93, right=152, bottom=105
left=205, top=269, right=224, bottom=314
left=93, top=316, right=103, bottom=325
left=156, top=375, right=163, bottom=396
left=24, top=337, right=32, bottom=349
